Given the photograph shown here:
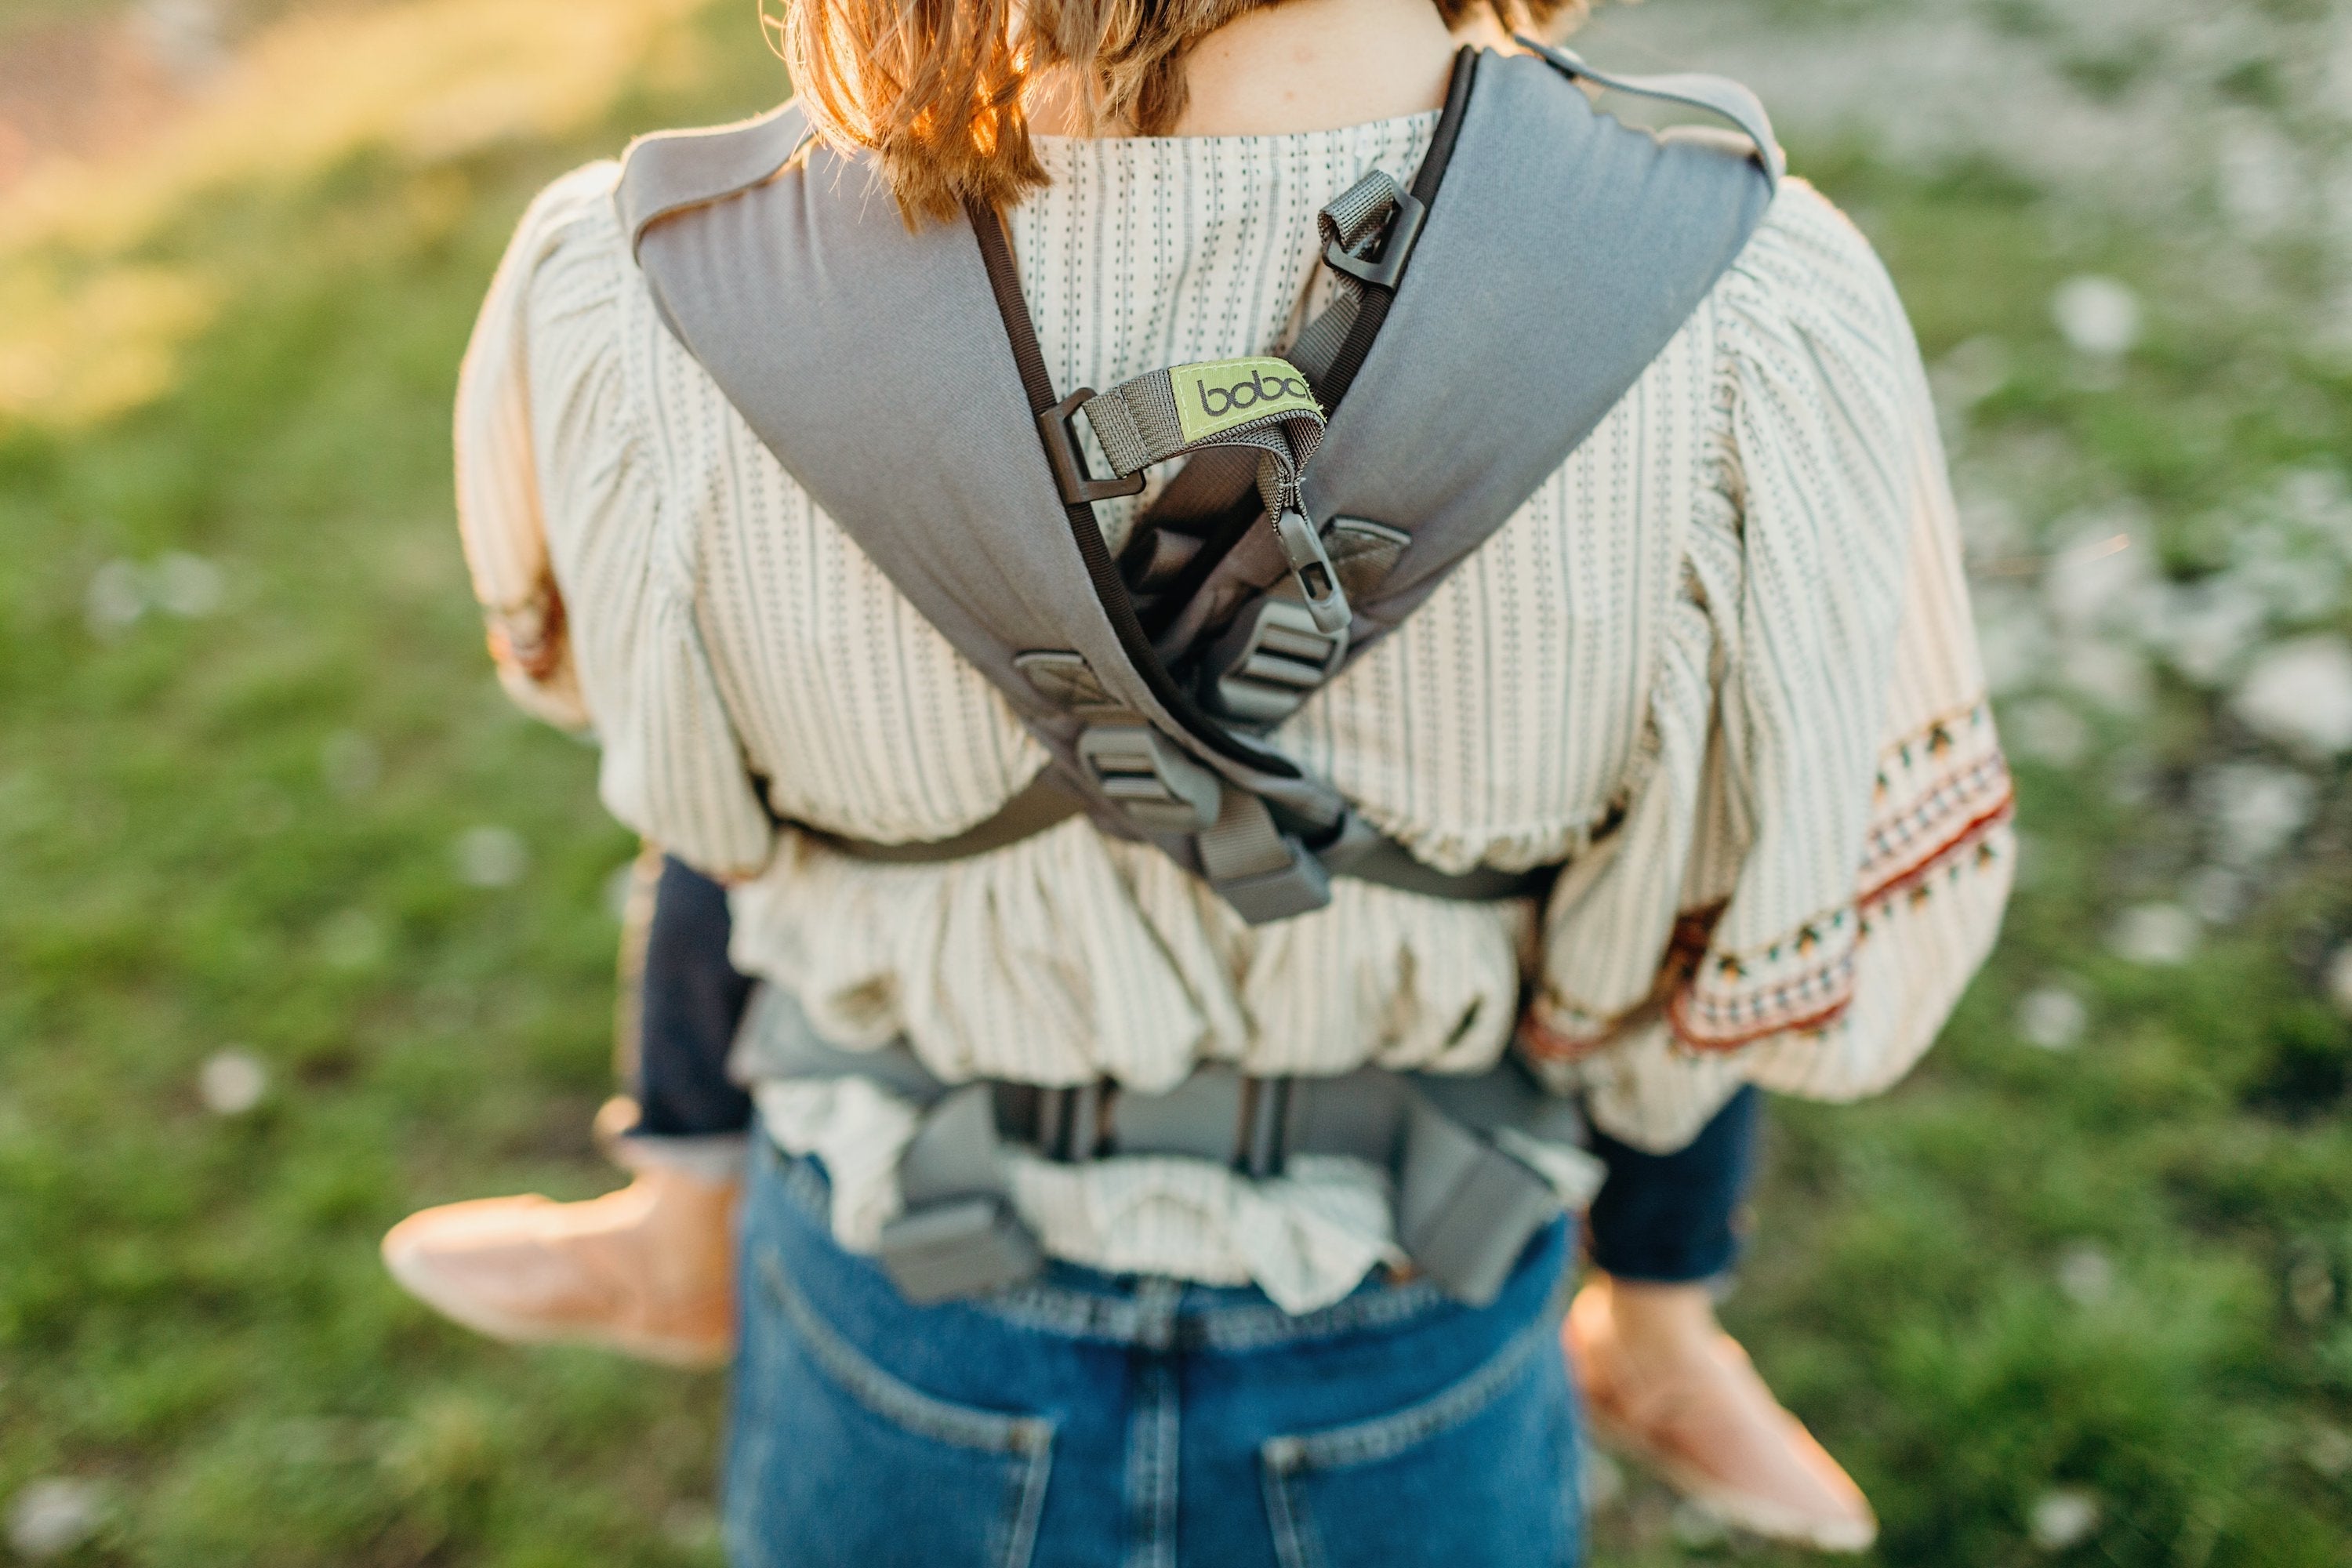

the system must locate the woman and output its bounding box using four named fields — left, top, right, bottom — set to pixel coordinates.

left=440, top=0, right=2011, bottom=1560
